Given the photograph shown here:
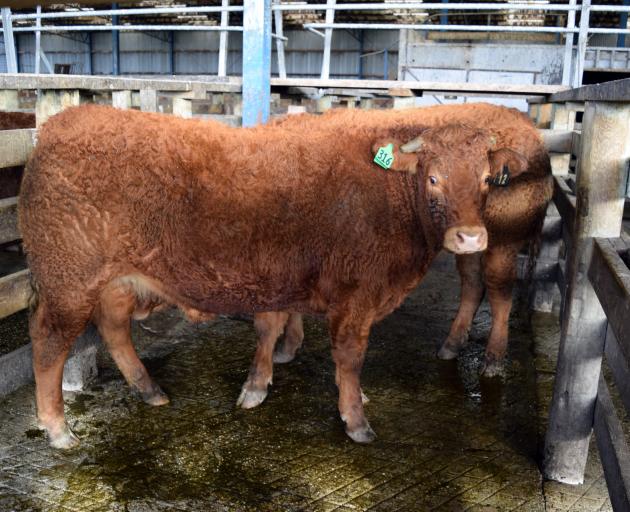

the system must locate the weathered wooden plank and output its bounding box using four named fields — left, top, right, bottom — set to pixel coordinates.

left=589, top=238, right=630, bottom=366
left=553, top=175, right=576, bottom=236
left=531, top=203, right=562, bottom=313
left=540, top=129, right=576, bottom=154
left=594, top=374, right=630, bottom=512
left=544, top=101, right=630, bottom=485
left=36, top=89, right=81, bottom=127
left=0, top=128, right=36, bottom=168
left=550, top=77, right=630, bottom=103
left=0, top=197, right=19, bottom=245
left=0, top=269, right=30, bottom=320
left=270, top=78, right=565, bottom=96
left=0, top=74, right=240, bottom=93
left=604, top=329, right=630, bottom=418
